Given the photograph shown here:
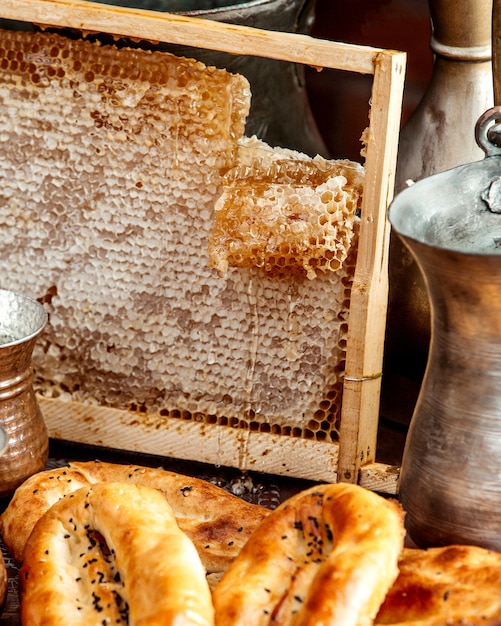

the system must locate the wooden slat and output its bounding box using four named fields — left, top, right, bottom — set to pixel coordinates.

left=337, top=50, right=406, bottom=484
left=359, top=462, right=400, bottom=495
left=0, top=0, right=395, bottom=74
left=40, top=397, right=340, bottom=482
